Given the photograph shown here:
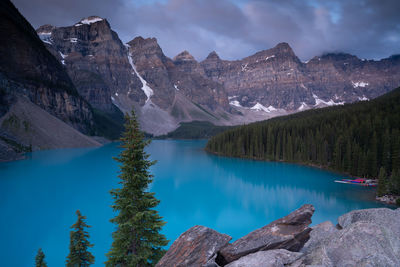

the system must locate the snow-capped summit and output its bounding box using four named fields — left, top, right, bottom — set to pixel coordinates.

left=75, top=16, right=104, bottom=26
left=251, top=103, right=277, bottom=113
